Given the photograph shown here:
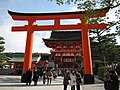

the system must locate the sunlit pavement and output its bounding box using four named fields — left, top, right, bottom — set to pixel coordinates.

left=0, top=75, right=118, bottom=90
